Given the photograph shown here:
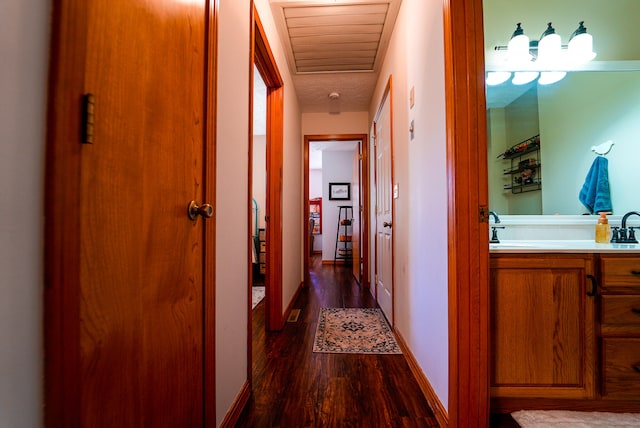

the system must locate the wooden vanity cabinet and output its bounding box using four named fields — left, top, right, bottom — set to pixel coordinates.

left=490, top=254, right=596, bottom=400
left=598, top=255, right=640, bottom=400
